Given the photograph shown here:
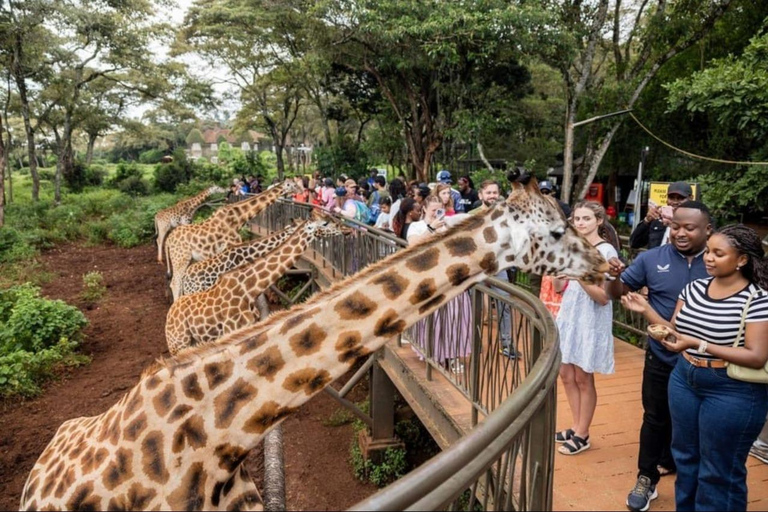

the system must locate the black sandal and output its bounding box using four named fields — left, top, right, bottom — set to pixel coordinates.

left=558, top=435, right=590, bottom=455
left=555, top=428, right=574, bottom=444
